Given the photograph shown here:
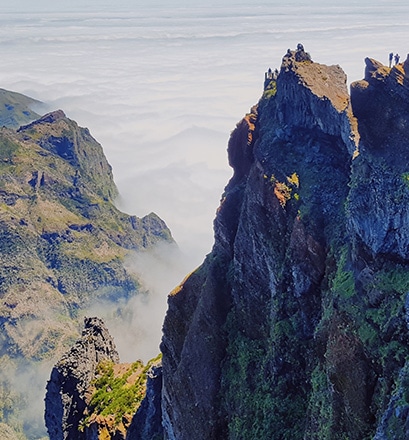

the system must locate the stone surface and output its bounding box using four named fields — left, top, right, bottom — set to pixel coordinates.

left=45, top=317, right=120, bottom=440
left=126, top=364, right=163, bottom=440
left=160, top=48, right=409, bottom=439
